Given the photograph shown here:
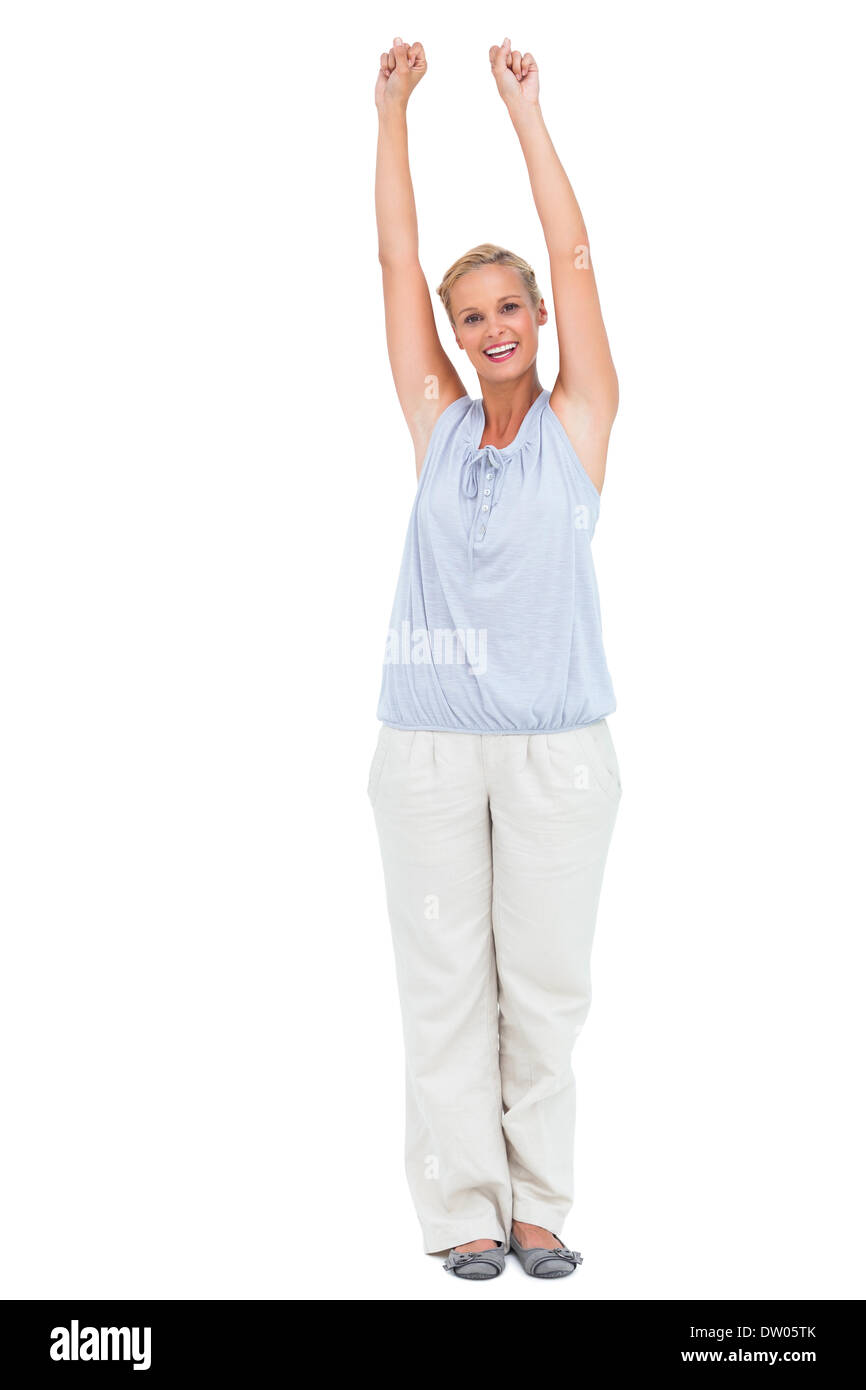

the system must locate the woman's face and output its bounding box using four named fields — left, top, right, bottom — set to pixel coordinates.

left=451, top=265, right=546, bottom=383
